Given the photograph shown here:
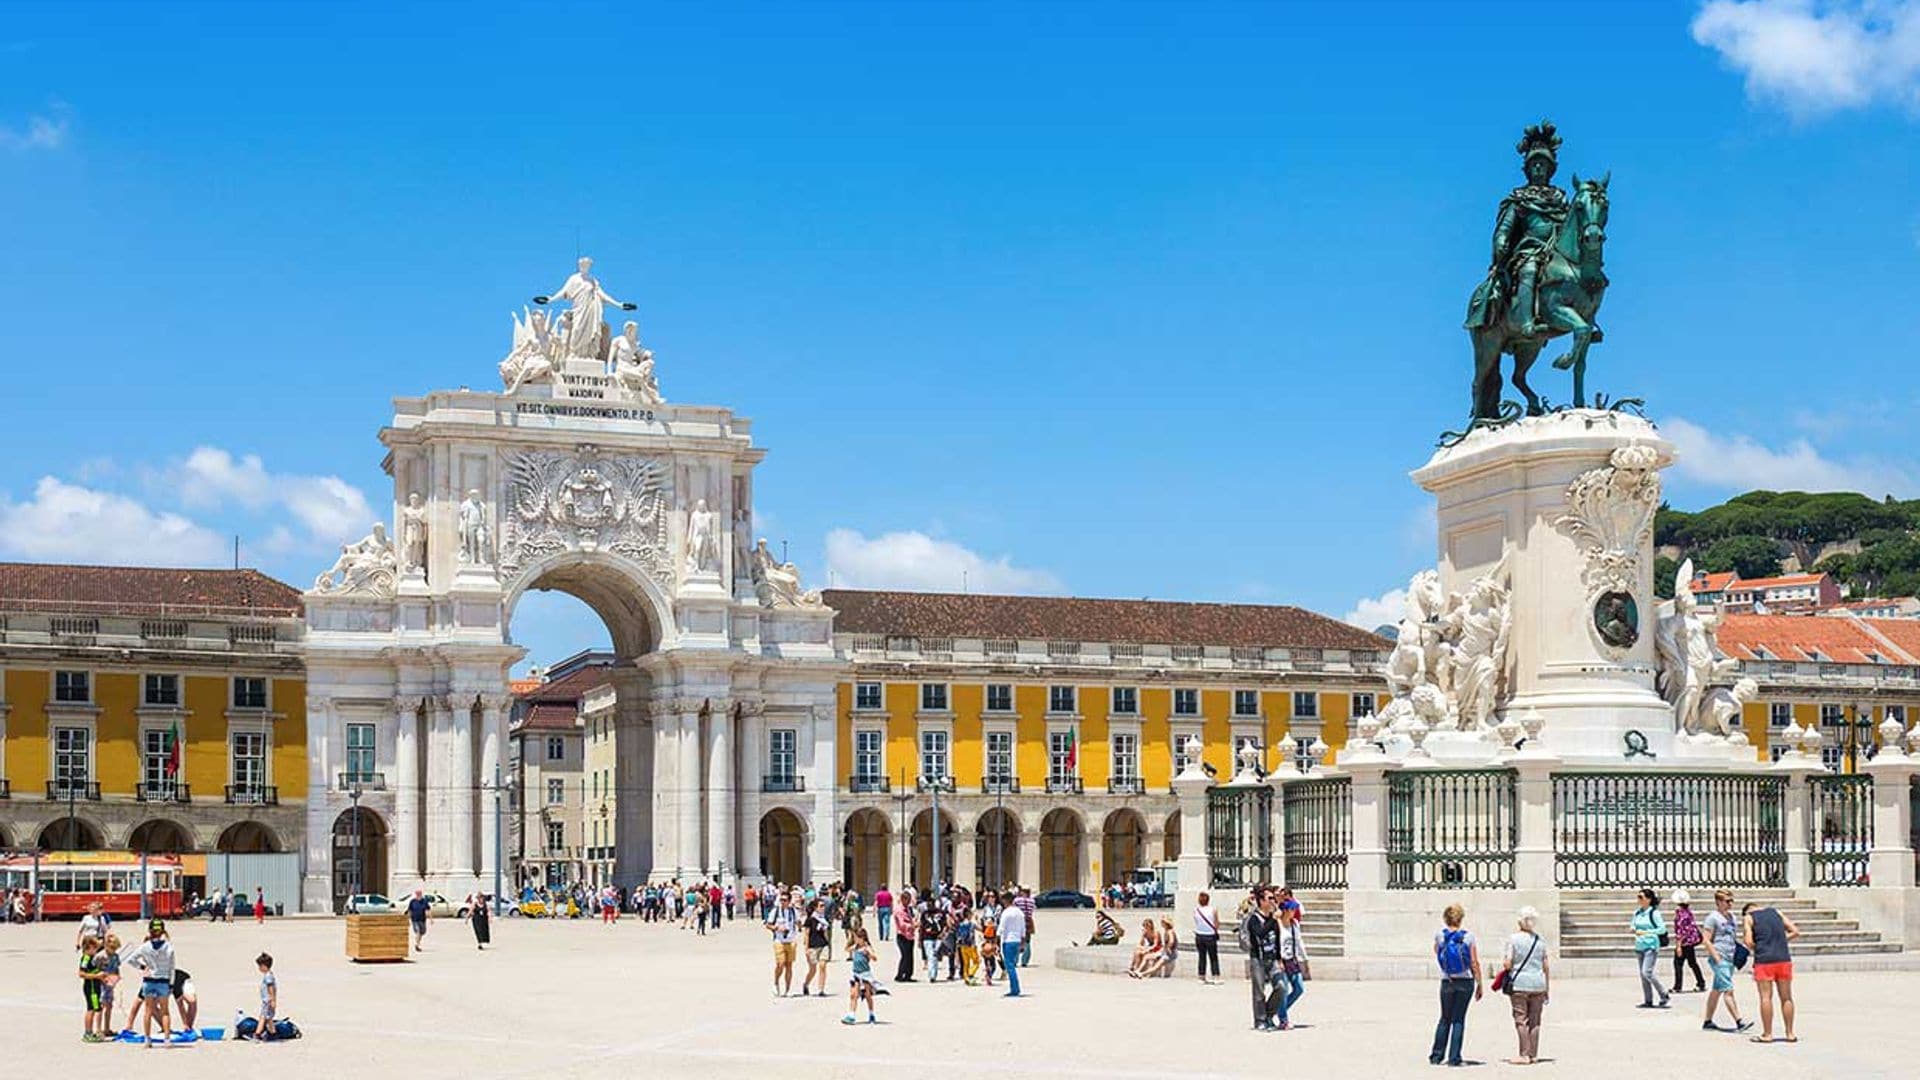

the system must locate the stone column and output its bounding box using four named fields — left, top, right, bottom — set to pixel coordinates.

left=707, top=702, right=735, bottom=881
left=477, top=694, right=509, bottom=894
left=1862, top=743, right=1920, bottom=890
left=1172, top=768, right=1211, bottom=900
left=445, top=693, right=477, bottom=878
left=1773, top=755, right=1825, bottom=890
left=953, top=815, right=978, bottom=892
left=1017, top=813, right=1042, bottom=889
left=739, top=703, right=766, bottom=881
left=423, top=697, right=454, bottom=875
left=1343, top=758, right=1393, bottom=892
left=391, top=696, right=424, bottom=884
left=300, top=696, right=335, bottom=912
left=1511, top=751, right=1561, bottom=892
left=810, top=705, right=838, bottom=886
left=678, top=705, right=703, bottom=877
left=649, top=701, right=677, bottom=881
left=612, top=675, right=654, bottom=887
